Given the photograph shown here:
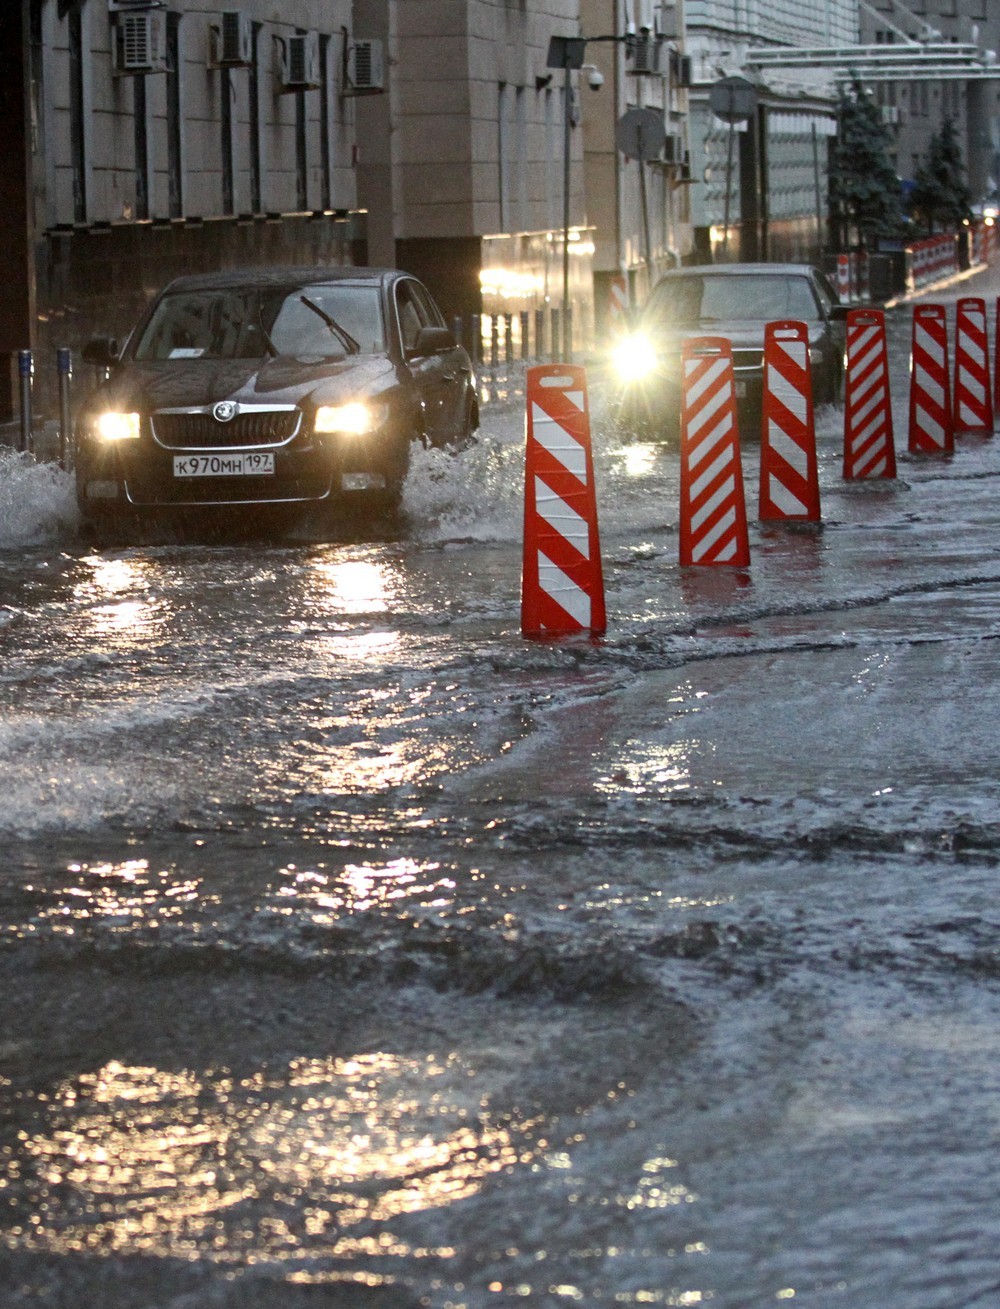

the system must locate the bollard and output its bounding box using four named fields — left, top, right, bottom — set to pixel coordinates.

left=57, top=347, right=73, bottom=469
left=471, top=314, right=482, bottom=368
left=520, top=311, right=530, bottom=362
left=534, top=308, right=545, bottom=362
left=550, top=308, right=561, bottom=363
left=18, top=350, right=33, bottom=455
left=452, top=316, right=463, bottom=352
